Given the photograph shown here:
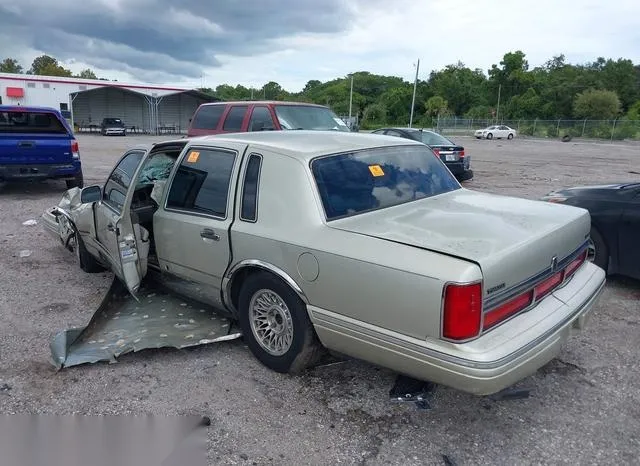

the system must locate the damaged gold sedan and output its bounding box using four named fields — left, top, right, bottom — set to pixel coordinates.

left=43, top=131, right=605, bottom=395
